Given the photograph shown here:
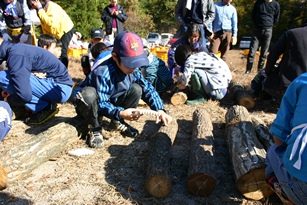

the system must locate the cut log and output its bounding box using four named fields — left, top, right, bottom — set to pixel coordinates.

left=170, top=92, right=187, bottom=106
left=230, top=81, right=255, bottom=110
left=252, top=118, right=274, bottom=151
left=0, top=116, right=86, bottom=181
left=0, top=167, right=7, bottom=190
left=145, top=119, right=178, bottom=198
left=225, top=105, right=273, bottom=200
left=187, top=108, right=216, bottom=196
